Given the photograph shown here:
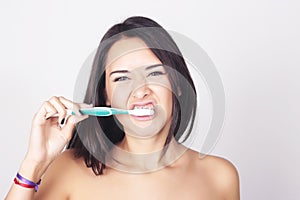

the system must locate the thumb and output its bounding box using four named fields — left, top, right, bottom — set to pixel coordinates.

left=61, top=115, right=89, bottom=142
